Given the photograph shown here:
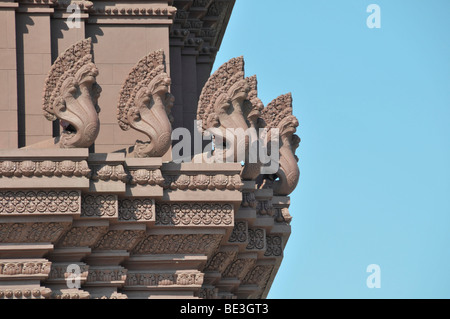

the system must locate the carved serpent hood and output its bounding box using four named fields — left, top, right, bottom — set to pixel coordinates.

left=197, top=57, right=264, bottom=179
left=117, top=50, right=174, bottom=158
left=260, top=93, right=300, bottom=196
left=42, top=38, right=101, bottom=149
